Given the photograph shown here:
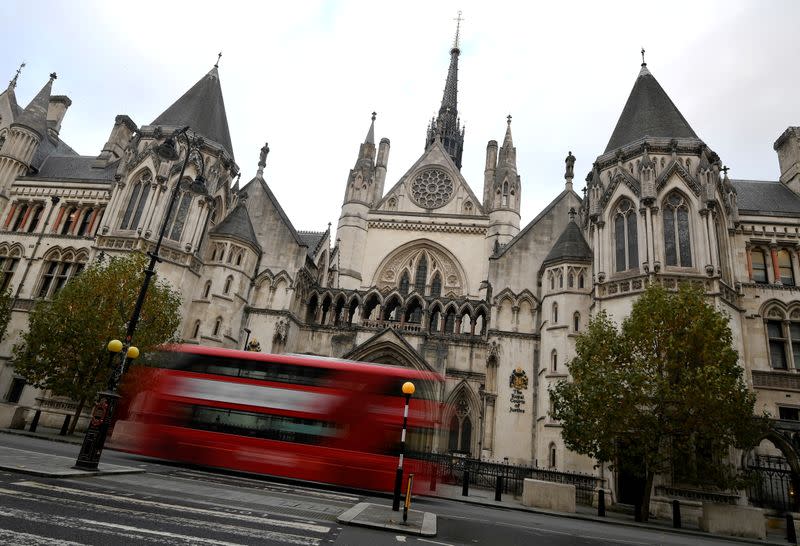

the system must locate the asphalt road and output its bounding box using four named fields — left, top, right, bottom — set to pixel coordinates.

left=0, top=434, right=776, bottom=545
